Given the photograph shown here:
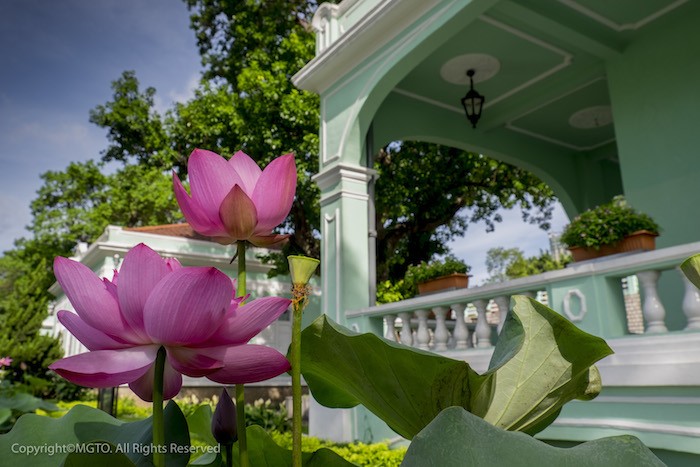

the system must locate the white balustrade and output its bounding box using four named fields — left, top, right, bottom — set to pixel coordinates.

left=432, top=306, right=450, bottom=351
left=451, top=303, right=470, bottom=349
left=637, top=270, right=668, bottom=333
left=473, top=299, right=492, bottom=348
left=351, top=242, right=700, bottom=358
left=415, top=309, right=431, bottom=350
left=398, top=311, right=414, bottom=346
left=384, top=314, right=397, bottom=341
